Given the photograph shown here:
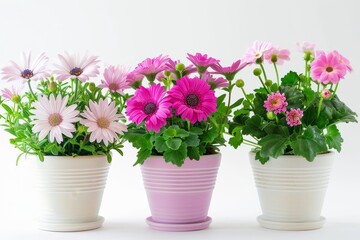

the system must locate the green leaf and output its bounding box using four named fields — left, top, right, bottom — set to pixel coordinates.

left=229, top=126, right=243, bottom=149
left=255, top=150, right=269, bottom=164
left=230, top=98, right=244, bottom=109
left=281, top=71, right=300, bottom=86
left=280, top=86, right=304, bottom=109
left=135, top=148, right=152, bottom=165
left=165, top=138, right=182, bottom=150
left=258, top=134, right=289, bottom=159
left=175, top=128, right=190, bottom=138
left=201, top=127, right=218, bottom=143
left=242, top=115, right=266, bottom=138
left=303, top=88, right=316, bottom=106
left=163, top=127, right=177, bottom=139
left=163, top=143, right=187, bottom=166
left=136, top=134, right=152, bottom=150
left=190, top=127, right=203, bottom=135
left=81, top=145, right=96, bottom=153
left=185, top=134, right=200, bottom=147
left=216, top=94, right=226, bottom=106
left=154, top=137, right=167, bottom=152
left=253, top=93, right=268, bottom=118
left=325, top=125, right=343, bottom=152
left=1, top=103, right=13, bottom=114
left=290, top=125, right=328, bottom=161
left=188, top=147, right=200, bottom=160
left=106, top=152, right=112, bottom=163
